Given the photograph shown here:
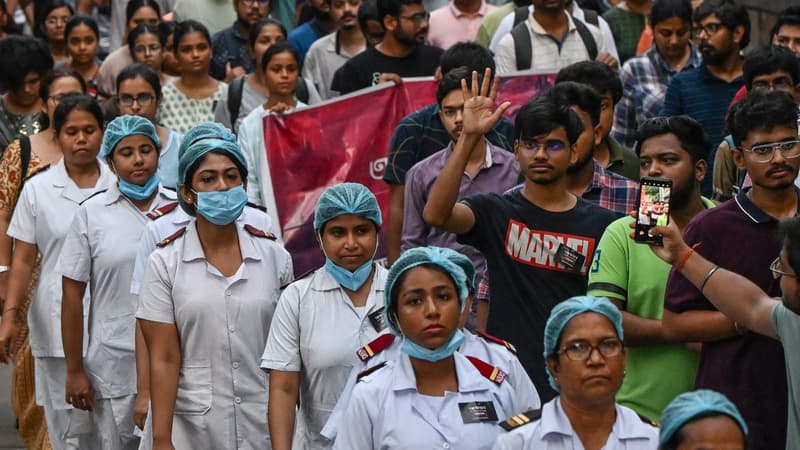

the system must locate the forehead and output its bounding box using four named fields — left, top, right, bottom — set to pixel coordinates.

left=697, top=13, right=721, bottom=25
left=440, top=89, right=464, bottom=107
left=742, top=124, right=798, bottom=145
left=399, top=3, right=424, bottom=15
left=639, top=132, right=688, bottom=157
left=325, top=213, right=374, bottom=228
left=116, top=134, right=155, bottom=148
left=523, top=126, right=570, bottom=143
left=400, top=266, right=455, bottom=291
left=120, top=77, right=155, bottom=93
left=654, top=16, right=689, bottom=29
left=194, top=152, right=238, bottom=172
left=560, top=312, right=618, bottom=341
left=777, top=24, right=800, bottom=38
